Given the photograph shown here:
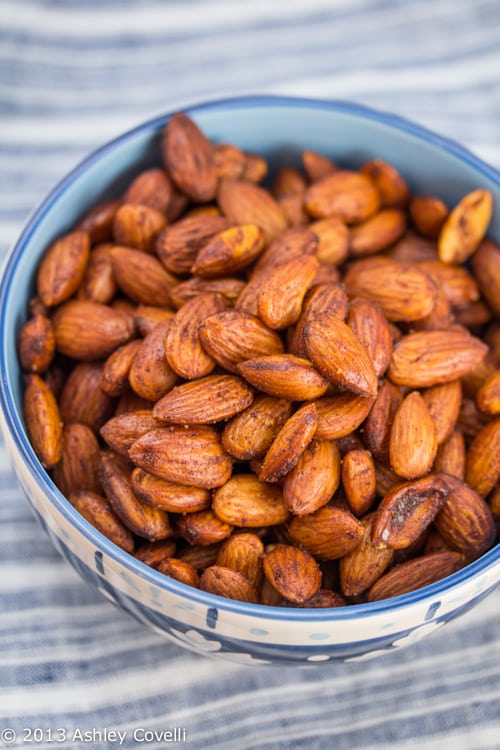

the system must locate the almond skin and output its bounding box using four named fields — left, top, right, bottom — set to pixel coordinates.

left=465, top=418, right=500, bottom=497
left=129, top=425, right=233, bottom=489
left=52, top=423, right=101, bottom=497
left=109, top=246, right=177, bottom=306
left=162, top=112, right=217, bottom=203
left=200, top=565, right=258, bottom=603
left=238, top=354, right=329, bottom=401
left=192, top=224, right=266, bottom=277
left=113, top=203, right=166, bottom=252
left=156, top=215, right=232, bottom=275
left=388, top=330, right=488, bottom=388
left=283, top=439, right=341, bottom=515
left=259, top=403, right=318, bottom=482
left=52, top=300, right=134, bottom=361
left=70, top=490, right=135, bottom=553
left=339, top=513, right=394, bottom=597
left=304, top=170, right=380, bottom=223
left=18, top=314, right=55, bottom=374
left=389, top=391, right=438, bottom=479
left=342, top=449, right=377, bottom=517
left=217, top=179, right=288, bottom=243
left=257, top=255, right=319, bottom=330
left=131, top=468, right=210, bottom=513
left=129, top=321, right=179, bottom=402
left=367, top=551, right=463, bottom=601
left=164, top=292, right=226, bottom=379
left=304, top=313, right=378, bottom=397
left=199, top=310, right=284, bottom=373
left=263, top=545, right=322, bottom=604
left=435, top=474, right=496, bottom=558
left=100, top=410, right=158, bottom=457
left=23, top=374, right=63, bottom=469
left=213, top=474, right=290, bottom=527
left=314, top=392, right=375, bottom=440
left=372, top=474, right=448, bottom=550
left=153, top=374, right=254, bottom=424
left=438, top=189, right=493, bottom=264
left=37, top=230, right=90, bottom=307
left=288, top=505, right=364, bottom=560
left=221, top=395, right=293, bottom=460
